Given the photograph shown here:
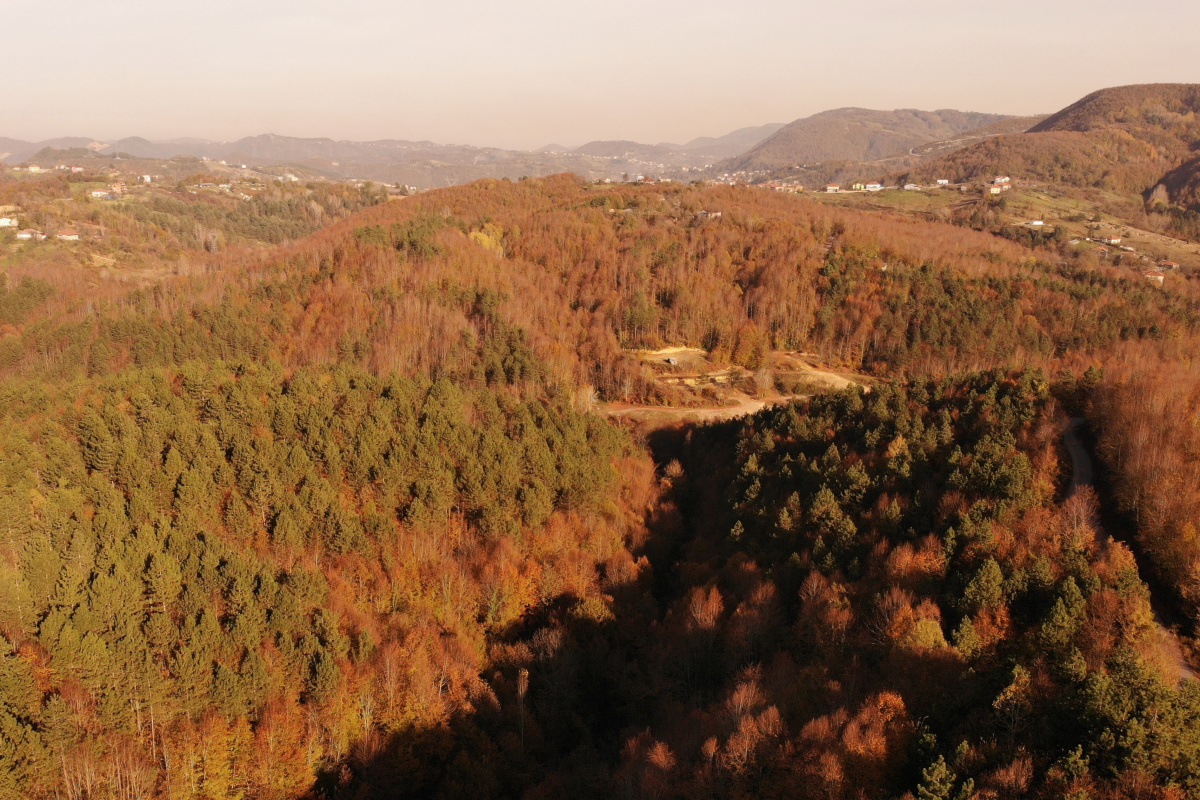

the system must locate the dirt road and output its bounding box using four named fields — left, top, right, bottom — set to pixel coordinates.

left=602, top=393, right=784, bottom=426
left=605, top=351, right=868, bottom=428
left=1063, top=419, right=1195, bottom=684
